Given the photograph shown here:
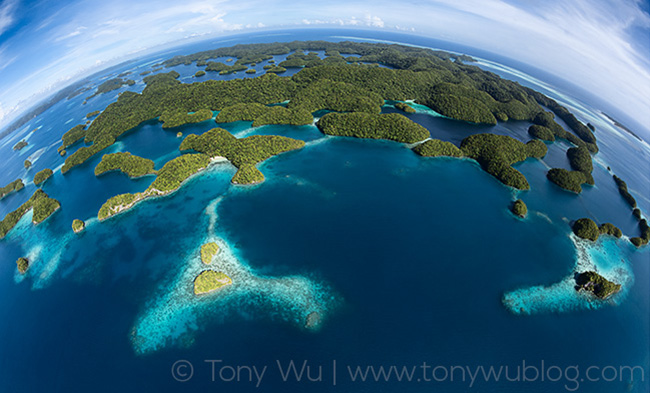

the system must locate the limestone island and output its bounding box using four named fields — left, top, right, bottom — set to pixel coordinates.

left=0, top=179, right=24, bottom=200
left=86, top=110, right=100, bottom=119
left=16, top=257, right=29, bottom=274
left=0, top=189, right=61, bottom=239
left=511, top=199, right=527, bottom=218
left=574, top=271, right=621, bottom=300
left=394, top=102, right=416, bottom=113
left=13, top=140, right=28, bottom=151
left=34, top=168, right=53, bottom=186
left=72, top=219, right=85, bottom=234
left=200, top=242, right=219, bottom=264
left=193, top=270, right=232, bottom=295
left=572, top=218, right=600, bottom=241
left=94, top=152, right=156, bottom=178
left=24, top=160, right=32, bottom=169
left=57, top=124, right=86, bottom=157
